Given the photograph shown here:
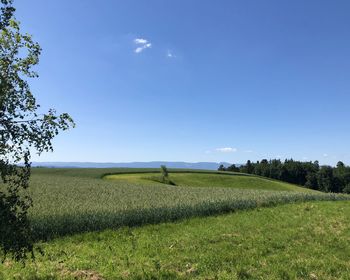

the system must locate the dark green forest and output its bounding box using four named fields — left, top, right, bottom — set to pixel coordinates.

left=219, top=160, right=350, bottom=193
